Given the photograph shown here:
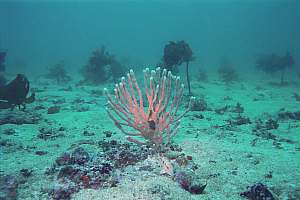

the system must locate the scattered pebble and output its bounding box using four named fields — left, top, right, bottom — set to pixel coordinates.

left=47, top=106, right=60, bottom=114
